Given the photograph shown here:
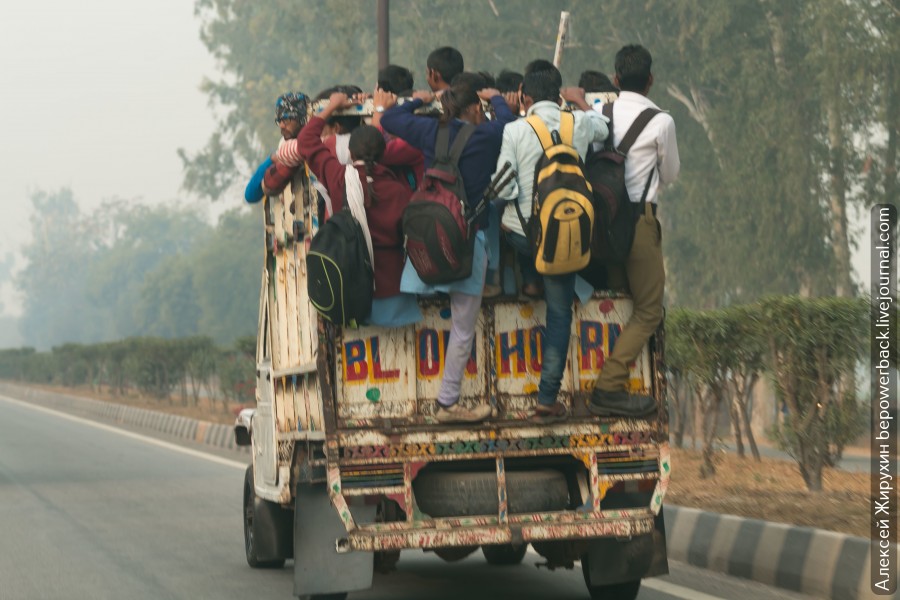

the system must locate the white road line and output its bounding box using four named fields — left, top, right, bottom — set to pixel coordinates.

left=0, top=394, right=247, bottom=471
left=525, top=548, right=726, bottom=600
left=641, top=579, right=727, bottom=600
